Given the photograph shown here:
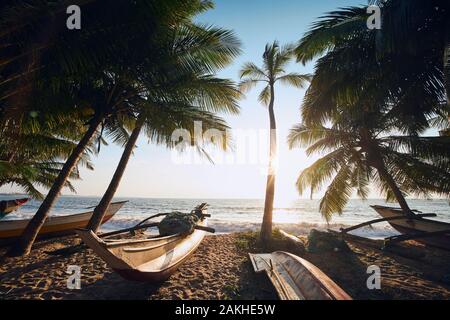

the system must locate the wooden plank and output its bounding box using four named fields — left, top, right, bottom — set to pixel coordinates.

left=341, top=214, right=437, bottom=234
left=385, top=229, right=450, bottom=246
left=249, top=253, right=301, bottom=300
left=99, top=223, right=159, bottom=239
left=248, top=253, right=272, bottom=273
left=328, top=229, right=426, bottom=259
